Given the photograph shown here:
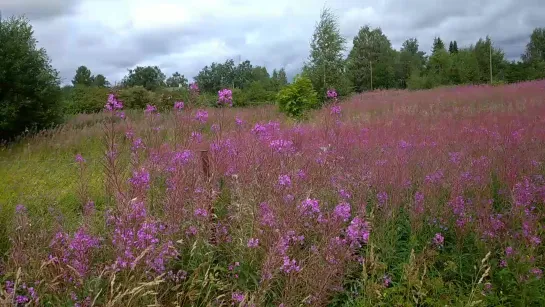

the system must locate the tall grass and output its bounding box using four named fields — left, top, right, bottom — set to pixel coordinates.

left=1, top=81, right=545, bottom=306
